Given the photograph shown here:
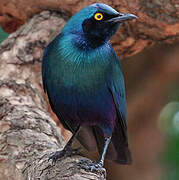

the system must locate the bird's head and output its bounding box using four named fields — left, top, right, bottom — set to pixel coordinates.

left=62, top=3, right=137, bottom=48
